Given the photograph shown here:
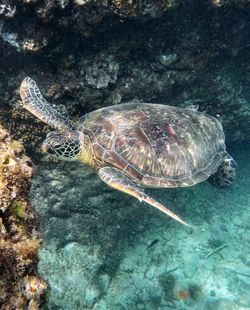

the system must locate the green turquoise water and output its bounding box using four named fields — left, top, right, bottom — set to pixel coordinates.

left=30, top=144, right=250, bottom=310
